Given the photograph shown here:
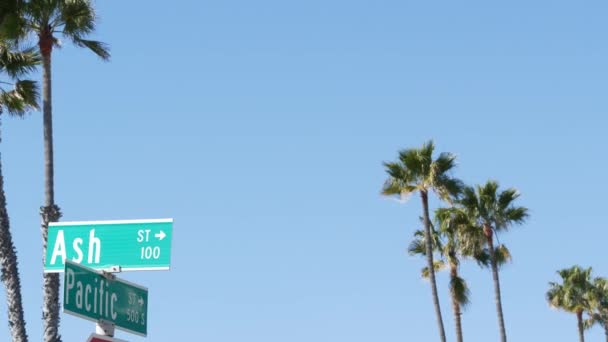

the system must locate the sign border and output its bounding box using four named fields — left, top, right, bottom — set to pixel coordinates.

left=50, top=218, right=173, bottom=227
